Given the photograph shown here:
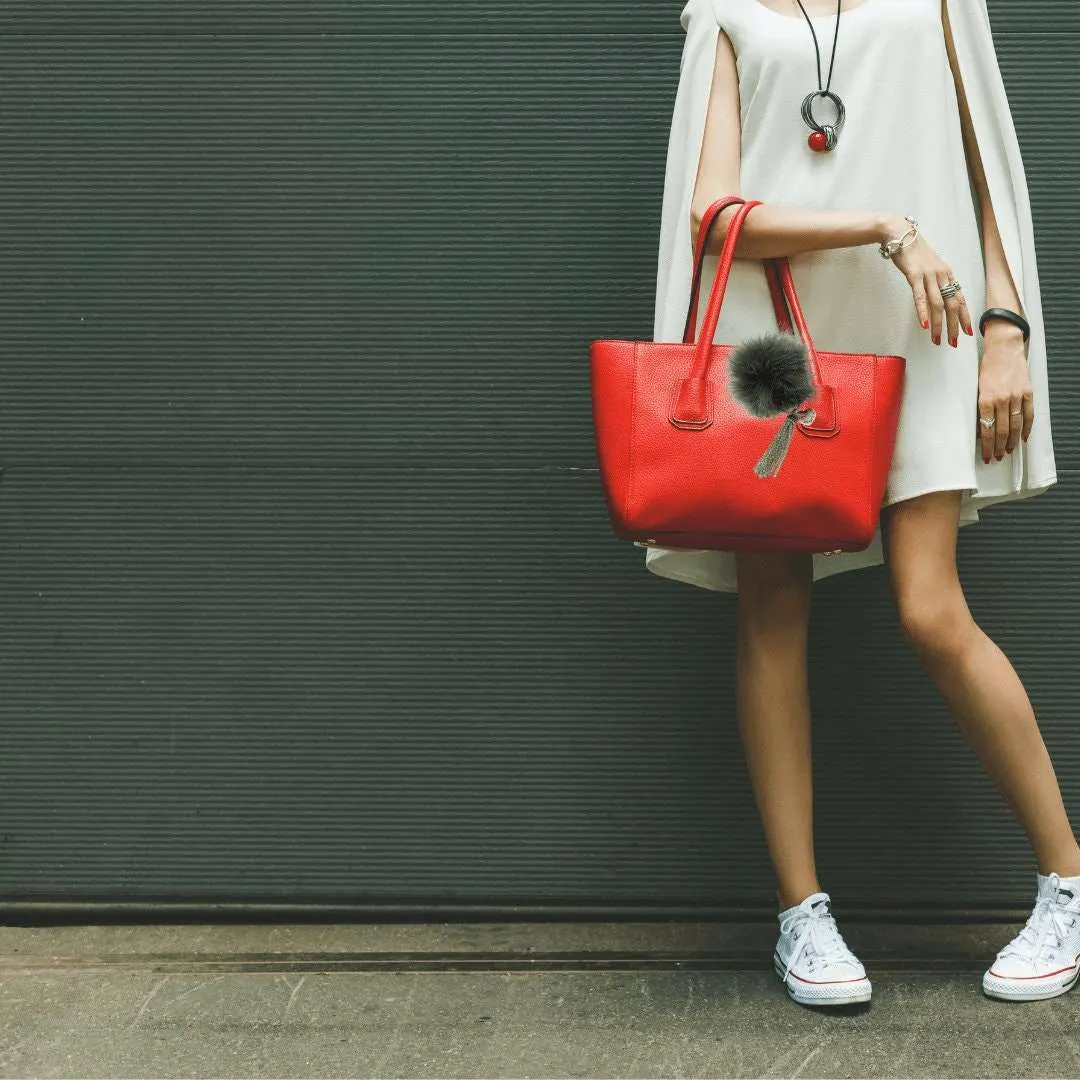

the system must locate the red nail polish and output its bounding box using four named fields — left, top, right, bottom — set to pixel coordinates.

left=933, top=334, right=940, bottom=345
left=950, top=337, right=957, bottom=347
left=922, top=320, right=929, bottom=330
left=964, top=326, right=974, bottom=335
